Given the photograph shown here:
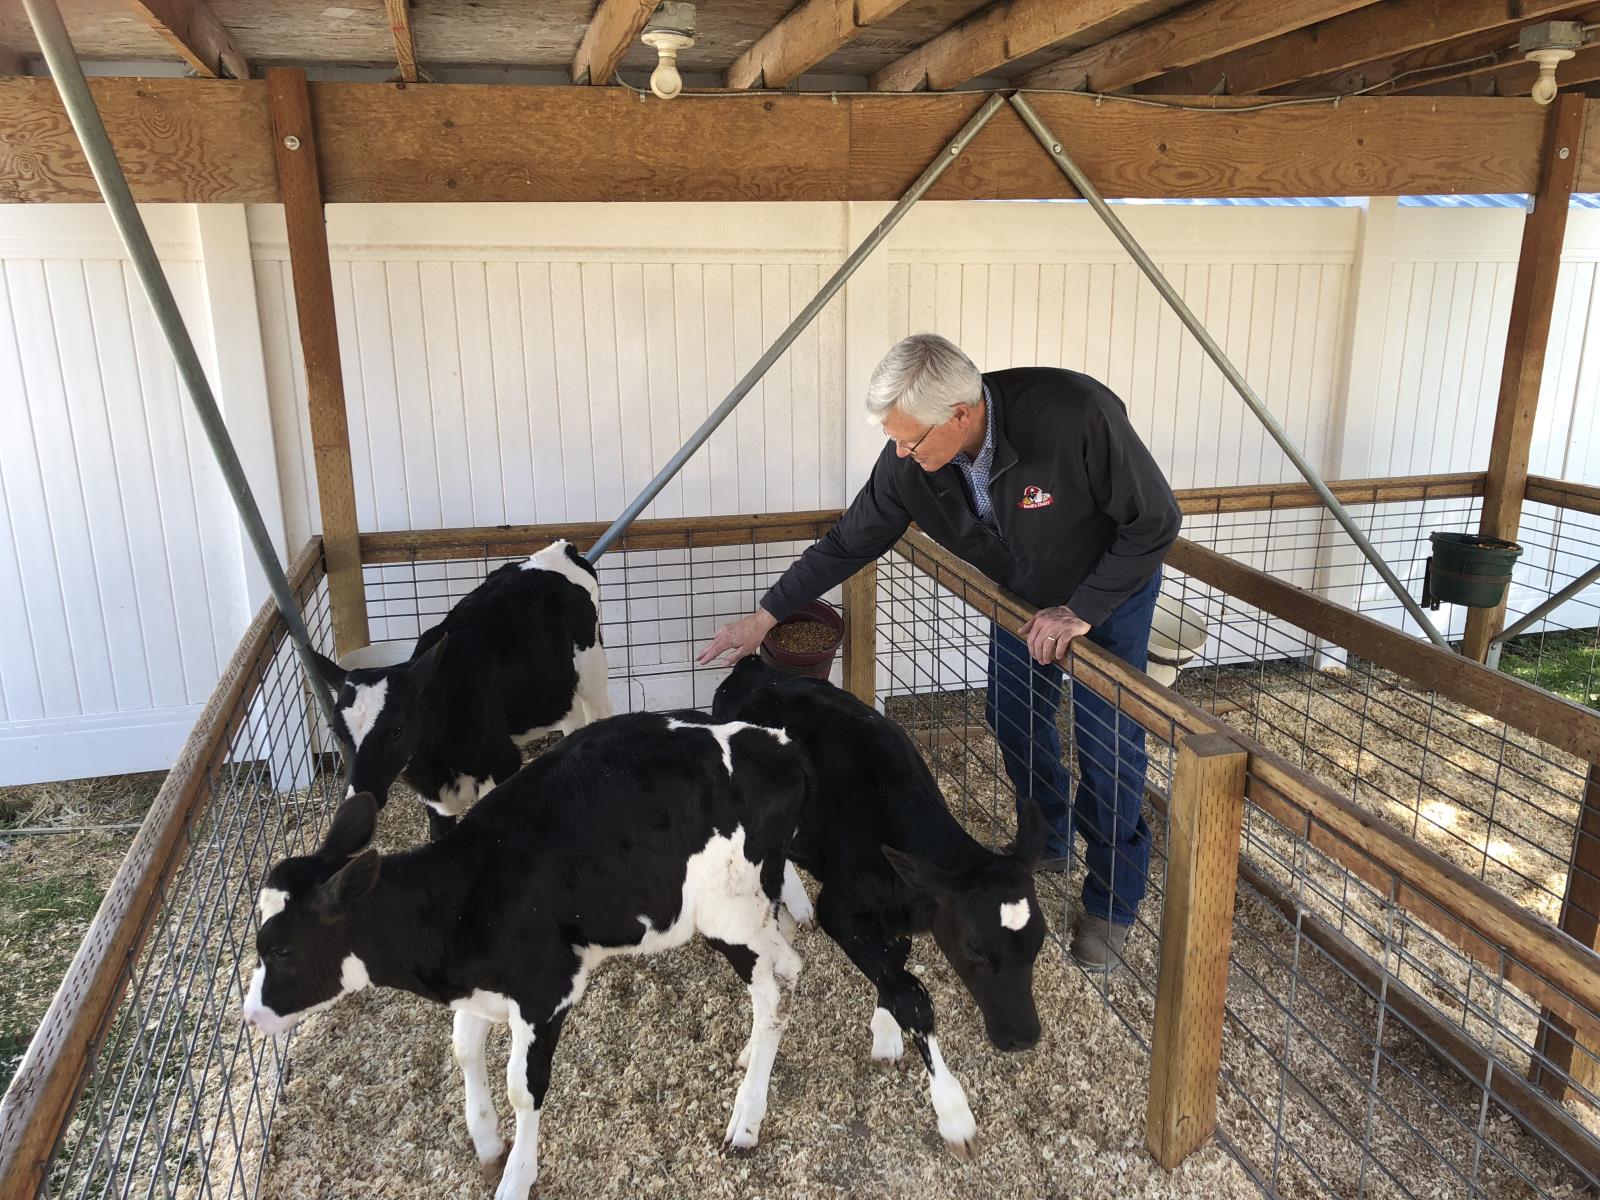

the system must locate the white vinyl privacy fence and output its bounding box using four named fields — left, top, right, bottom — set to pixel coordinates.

left=3, top=198, right=1599, bottom=782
